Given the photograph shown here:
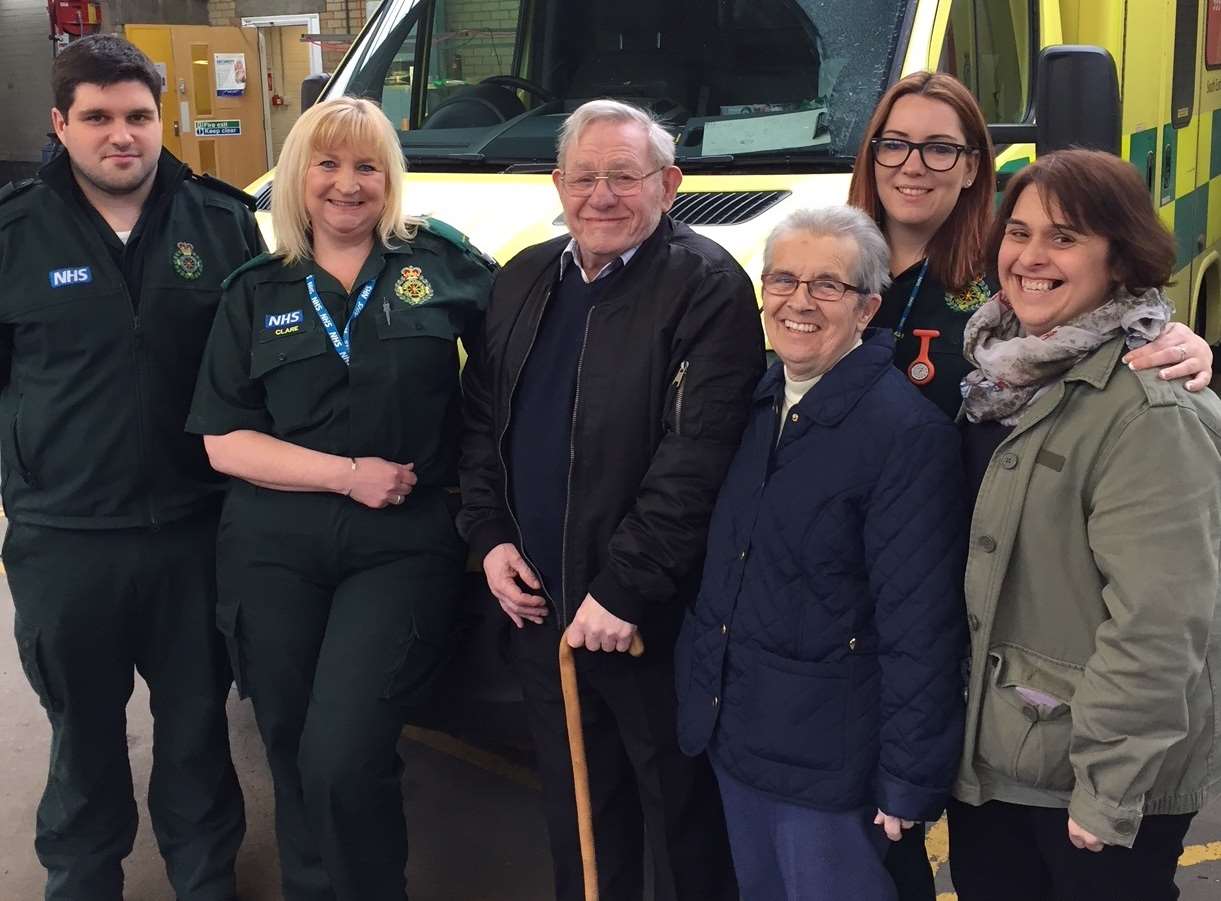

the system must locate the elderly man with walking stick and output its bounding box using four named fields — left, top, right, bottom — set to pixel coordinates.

left=458, top=98, right=763, bottom=901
